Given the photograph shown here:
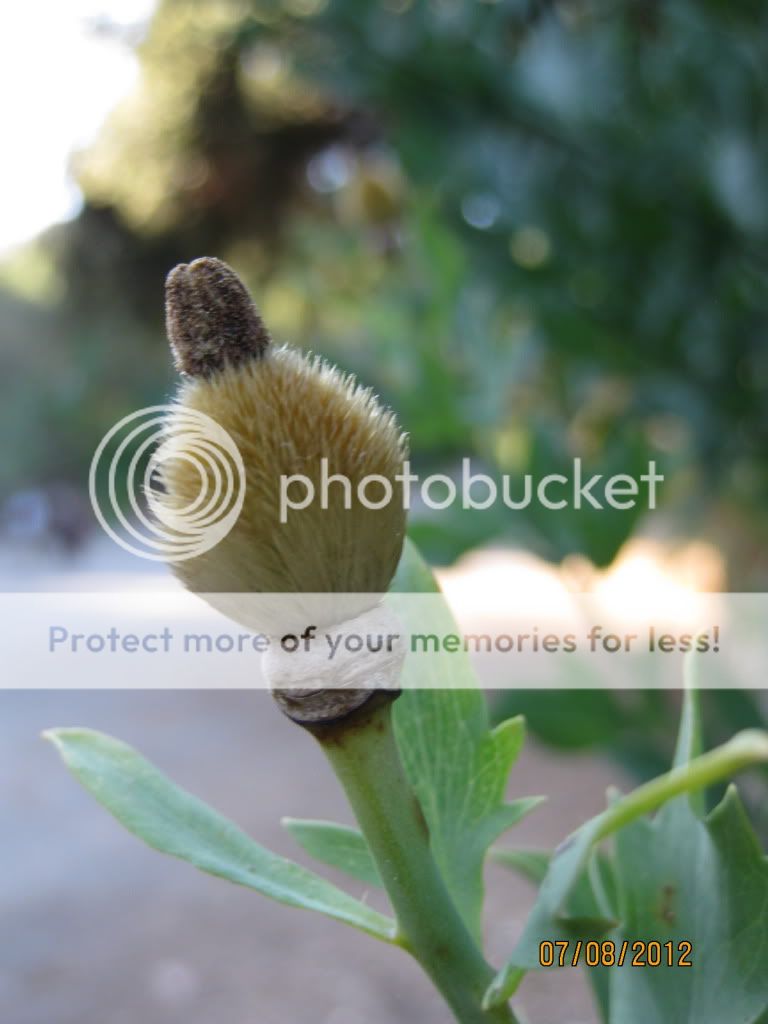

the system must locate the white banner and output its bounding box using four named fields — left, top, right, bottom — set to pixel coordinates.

left=0, top=589, right=762, bottom=690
